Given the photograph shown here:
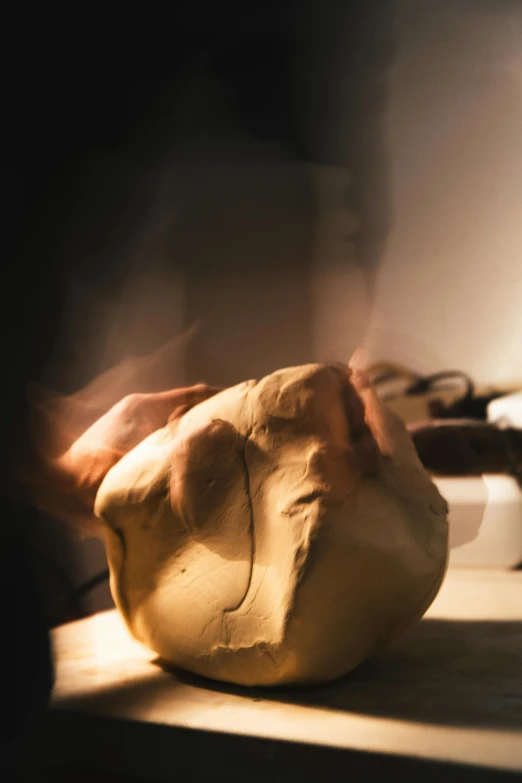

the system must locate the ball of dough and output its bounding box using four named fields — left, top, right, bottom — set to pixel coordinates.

left=95, top=364, right=448, bottom=687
